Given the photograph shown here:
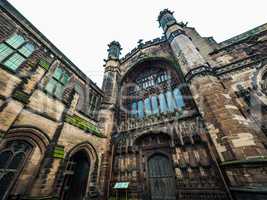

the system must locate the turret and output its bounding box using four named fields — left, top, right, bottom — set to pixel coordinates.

left=158, top=9, right=267, bottom=199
